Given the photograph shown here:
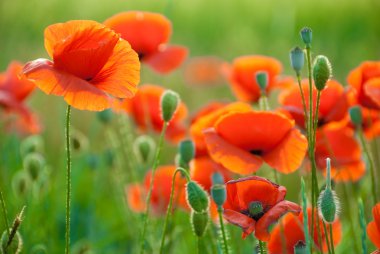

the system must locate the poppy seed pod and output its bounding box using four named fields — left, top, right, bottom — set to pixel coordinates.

left=133, top=135, right=156, bottom=164
left=190, top=210, right=209, bottom=237
left=1, top=230, right=23, bottom=254
left=96, top=109, right=113, bottom=124
left=300, top=27, right=312, bottom=47
left=23, top=153, right=45, bottom=181
left=179, top=140, right=195, bottom=165
left=293, top=240, right=307, bottom=254
left=313, top=55, right=332, bottom=91
left=349, top=106, right=363, bottom=126
left=211, top=184, right=226, bottom=207
left=186, top=181, right=210, bottom=213
left=211, top=172, right=224, bottom=185
left=255, top=71, right=268, bottom=92
left=290, top=47, right=305, bottom=74
left=160, top=90, right=180, bottom=122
